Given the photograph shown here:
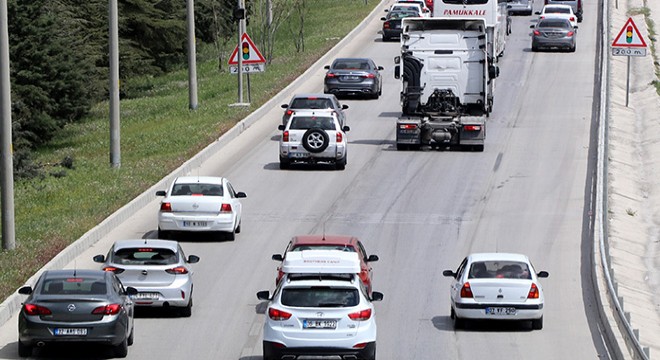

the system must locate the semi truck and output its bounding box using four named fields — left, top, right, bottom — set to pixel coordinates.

left=394, top=17, right=495, bottom=151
